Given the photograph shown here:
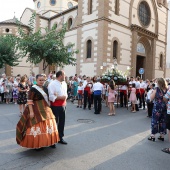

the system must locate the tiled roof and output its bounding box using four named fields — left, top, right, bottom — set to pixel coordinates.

left=0, top=17, right=28, bottom=27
